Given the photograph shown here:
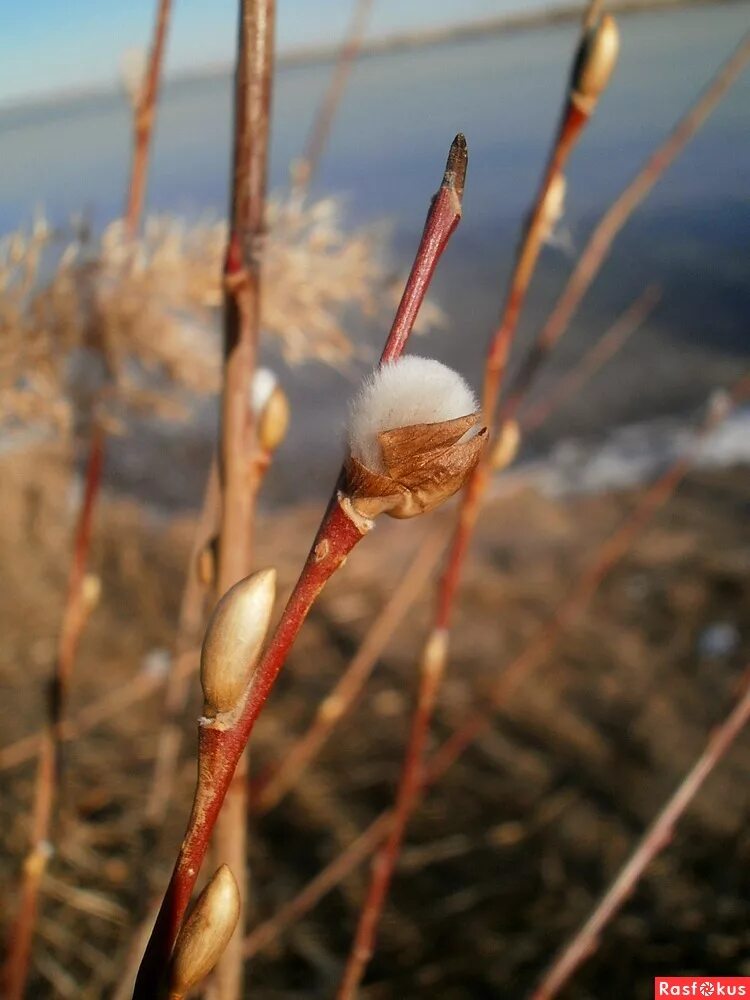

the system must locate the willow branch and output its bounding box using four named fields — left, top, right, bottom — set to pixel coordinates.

left=212, top=1, right=276, bottom=994
left=124, top=0, right=173, bottom=237
left=132, top=133, right=466, bottom=998
left=500, top=32, right=750, bottom=424
left=3, top=427, right=105, bottom=1000
left=241, top=380, right=746, bottom=957
left=292, top=0, right=374, bottom=194
left=519, top=284, right=660, bottom=433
